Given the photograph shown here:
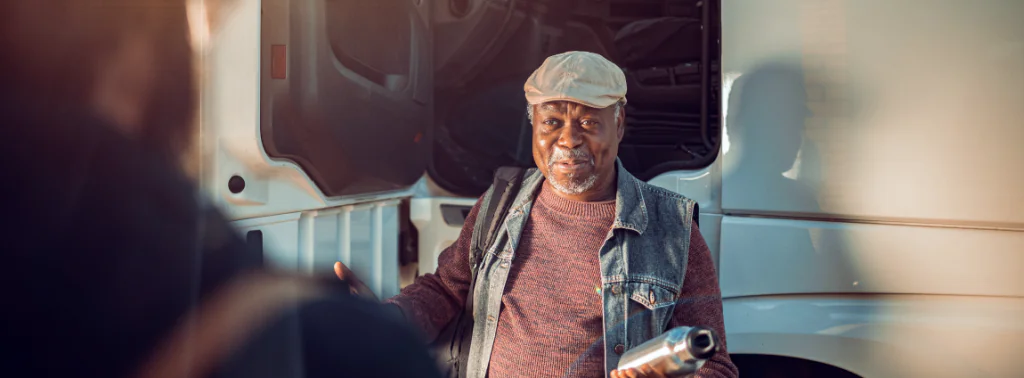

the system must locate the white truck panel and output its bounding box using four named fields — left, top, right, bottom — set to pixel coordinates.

left=648, top=152, right=724, bottom=215
left=231, top=201, right=403, bottom=299
left=721, top=0, right=1024, bottom=227
left=719, top=216, right=1024, bottom=299
left=724, top=295, right=1024, bottom=377
left=714, top=1, right=1024, bottom=374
